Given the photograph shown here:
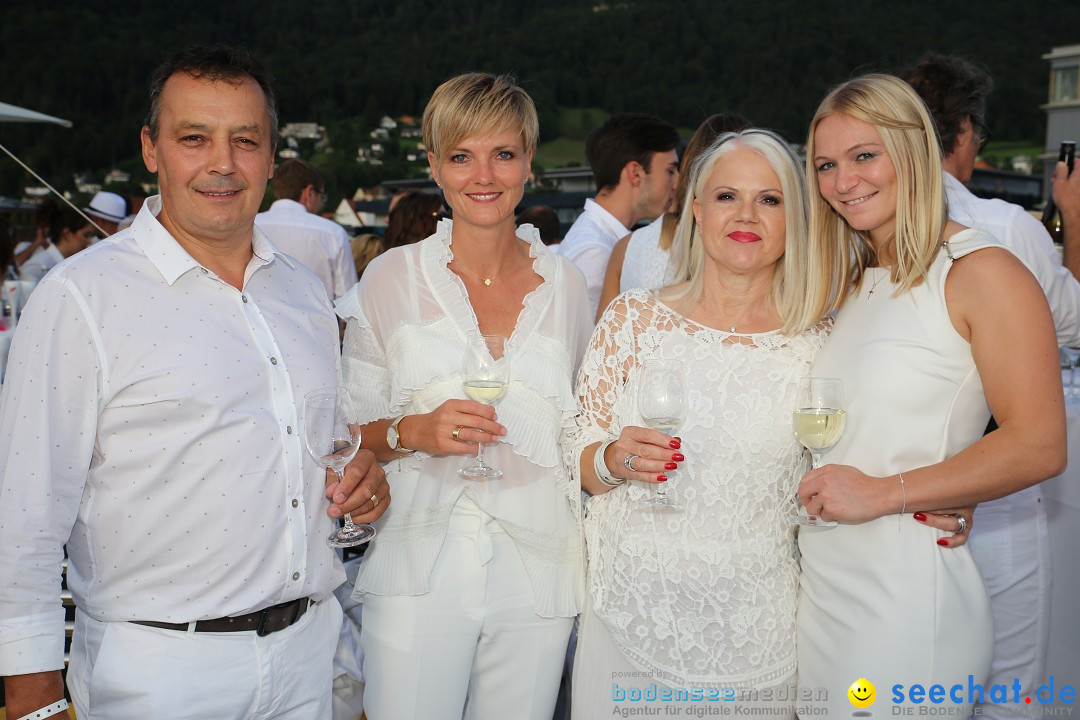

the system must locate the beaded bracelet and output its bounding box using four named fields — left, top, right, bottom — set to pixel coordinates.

left=594, top=440, right=625, bottom=488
